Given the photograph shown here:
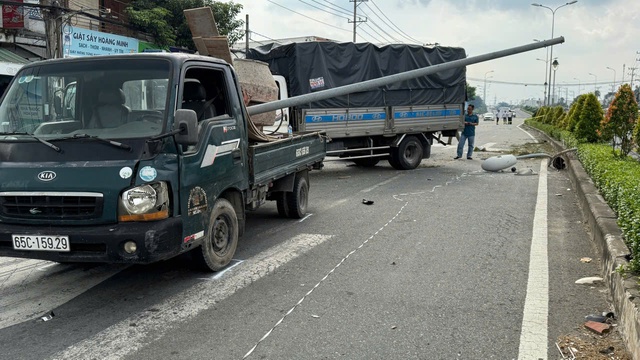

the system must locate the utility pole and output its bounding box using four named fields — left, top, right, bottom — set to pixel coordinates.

left=629, top=67, right=638, bottom=89
left=245, top=14, right=250, bottom=55
left=42, top=0, right=67, bottom=59
left=349, top=0, right=367, bottom=42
